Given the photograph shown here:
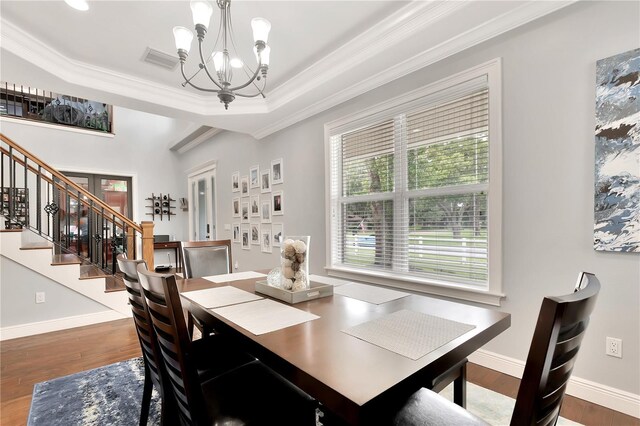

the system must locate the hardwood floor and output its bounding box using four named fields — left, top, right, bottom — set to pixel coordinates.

left=1, top=319, right=638, bottom=426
